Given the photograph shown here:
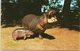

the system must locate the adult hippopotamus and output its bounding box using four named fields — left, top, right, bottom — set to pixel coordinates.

left=22, top=9, right=58, bottom=39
